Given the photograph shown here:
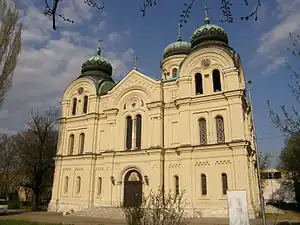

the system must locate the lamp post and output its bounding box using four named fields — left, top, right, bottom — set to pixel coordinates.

left=246, top=80, right=266, bottom=225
